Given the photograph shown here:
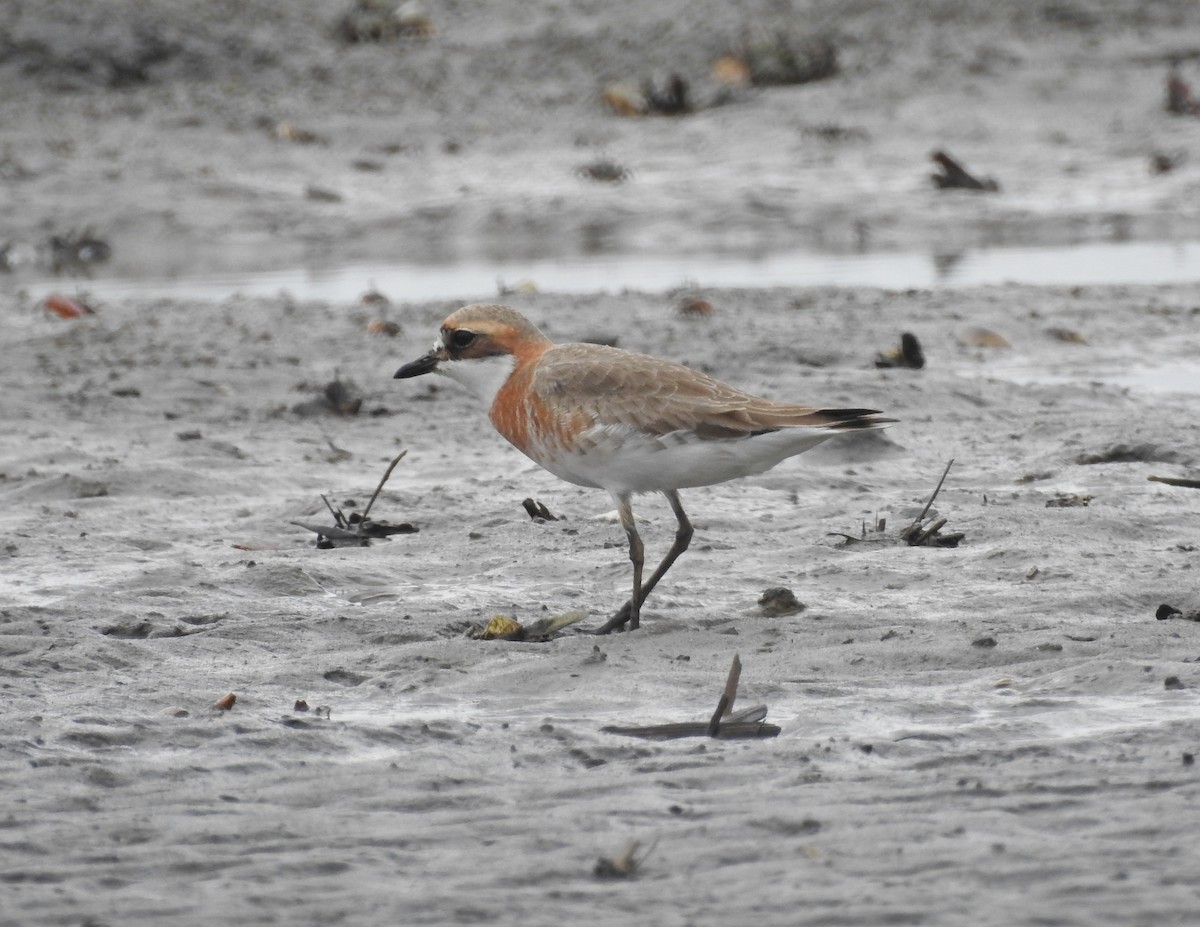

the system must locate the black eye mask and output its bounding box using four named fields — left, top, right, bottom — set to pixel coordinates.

left=446, top=329, right=477, bottom=350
